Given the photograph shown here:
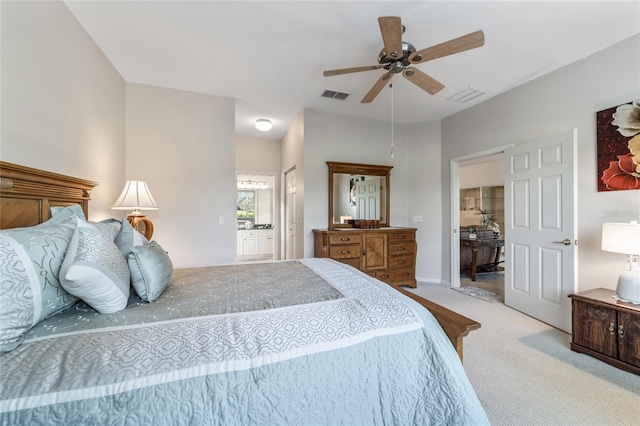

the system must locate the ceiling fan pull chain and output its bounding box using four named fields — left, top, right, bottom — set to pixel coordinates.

left=390, top=83, right=395, bottom=158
